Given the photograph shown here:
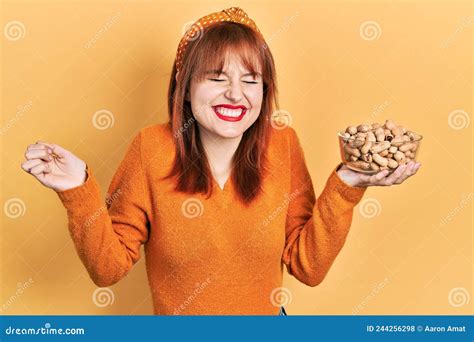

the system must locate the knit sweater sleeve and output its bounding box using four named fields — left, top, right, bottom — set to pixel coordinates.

left=55, top=131, right=151, bottom=287
left=281, top=128, right=367, bottom=287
